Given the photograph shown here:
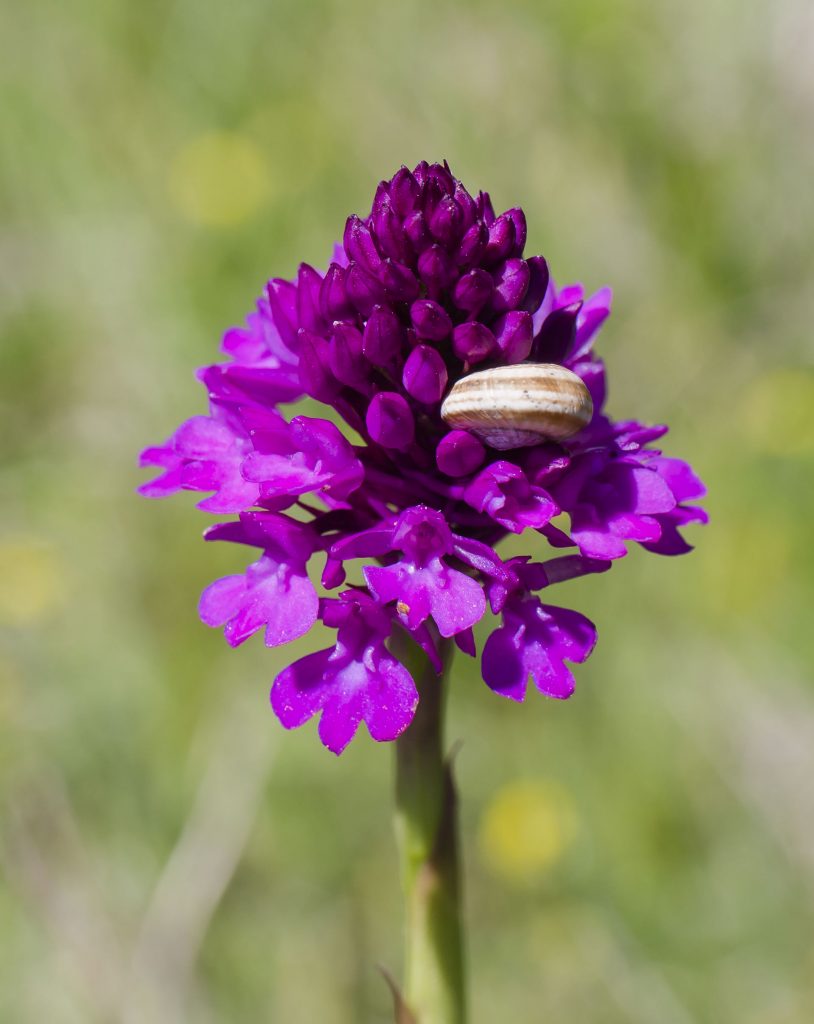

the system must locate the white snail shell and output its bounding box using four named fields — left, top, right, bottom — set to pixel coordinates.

left=440, top=363, right=593, bottom=450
